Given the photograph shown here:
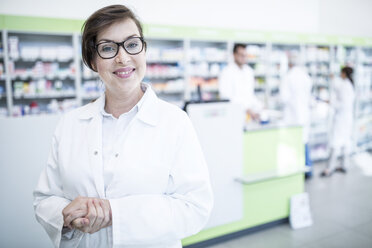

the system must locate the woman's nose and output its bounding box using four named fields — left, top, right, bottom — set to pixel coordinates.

left=115, top=46, right=130, bottom=64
